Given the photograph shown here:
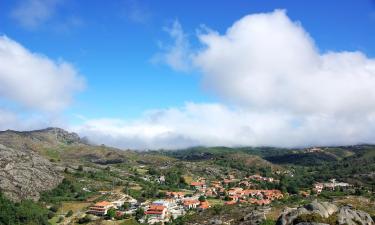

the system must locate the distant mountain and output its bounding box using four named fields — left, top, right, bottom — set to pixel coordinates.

left=1, top=128, right=374, bottom=202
